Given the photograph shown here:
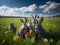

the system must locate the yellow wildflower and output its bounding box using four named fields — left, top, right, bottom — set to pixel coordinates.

left=43, top=38, right=48, bottom=42
left=50, top=38, right=54, bottom=43
left=13, top=35, right=19, bottom=41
